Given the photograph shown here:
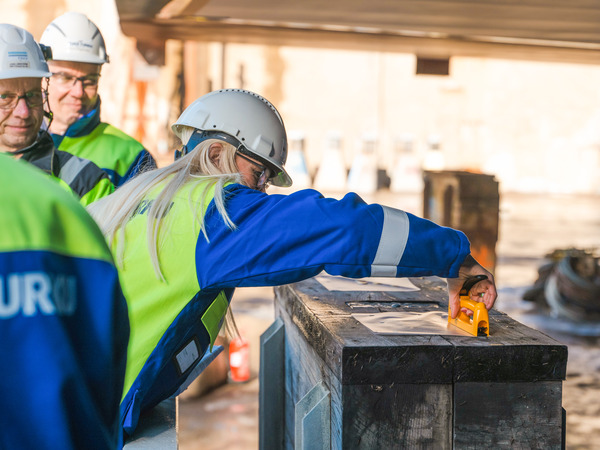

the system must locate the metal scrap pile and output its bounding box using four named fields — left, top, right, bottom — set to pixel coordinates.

left=523, top=248, right=600, bottom=322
